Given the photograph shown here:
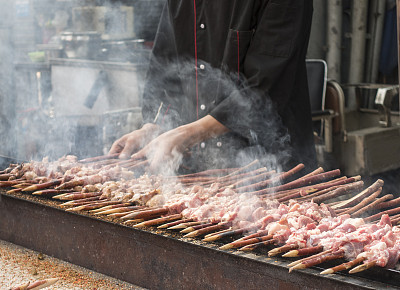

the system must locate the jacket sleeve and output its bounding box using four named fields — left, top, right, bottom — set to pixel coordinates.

left=209, top=0, right=313, bottom=146
left=141, top=2, right=183, bottom=131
